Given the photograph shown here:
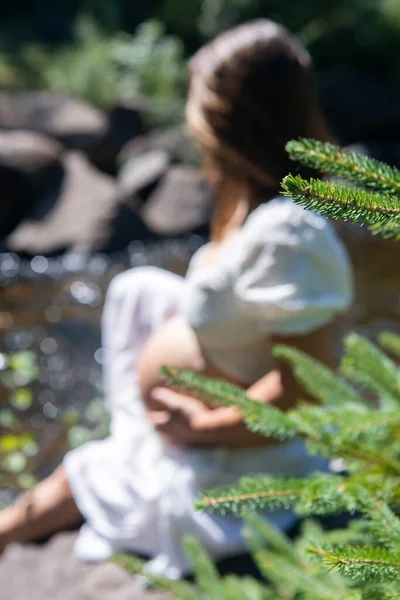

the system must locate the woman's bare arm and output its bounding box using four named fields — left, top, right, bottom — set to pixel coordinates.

left=150, top=322, right=337, bottom=448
